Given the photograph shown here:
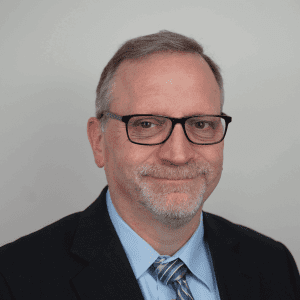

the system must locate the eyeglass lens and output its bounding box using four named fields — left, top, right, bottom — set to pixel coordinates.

left=127, top=116, right=226, bottom=145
